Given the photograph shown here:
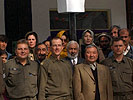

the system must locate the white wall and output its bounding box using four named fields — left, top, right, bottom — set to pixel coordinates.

left=0, top=0, right=5, bottom=35
left=85, top=0, right=127, bottom=28
left=31, top=0, right=127, bottom=42
left=0, top=0, right=127, bottom=41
